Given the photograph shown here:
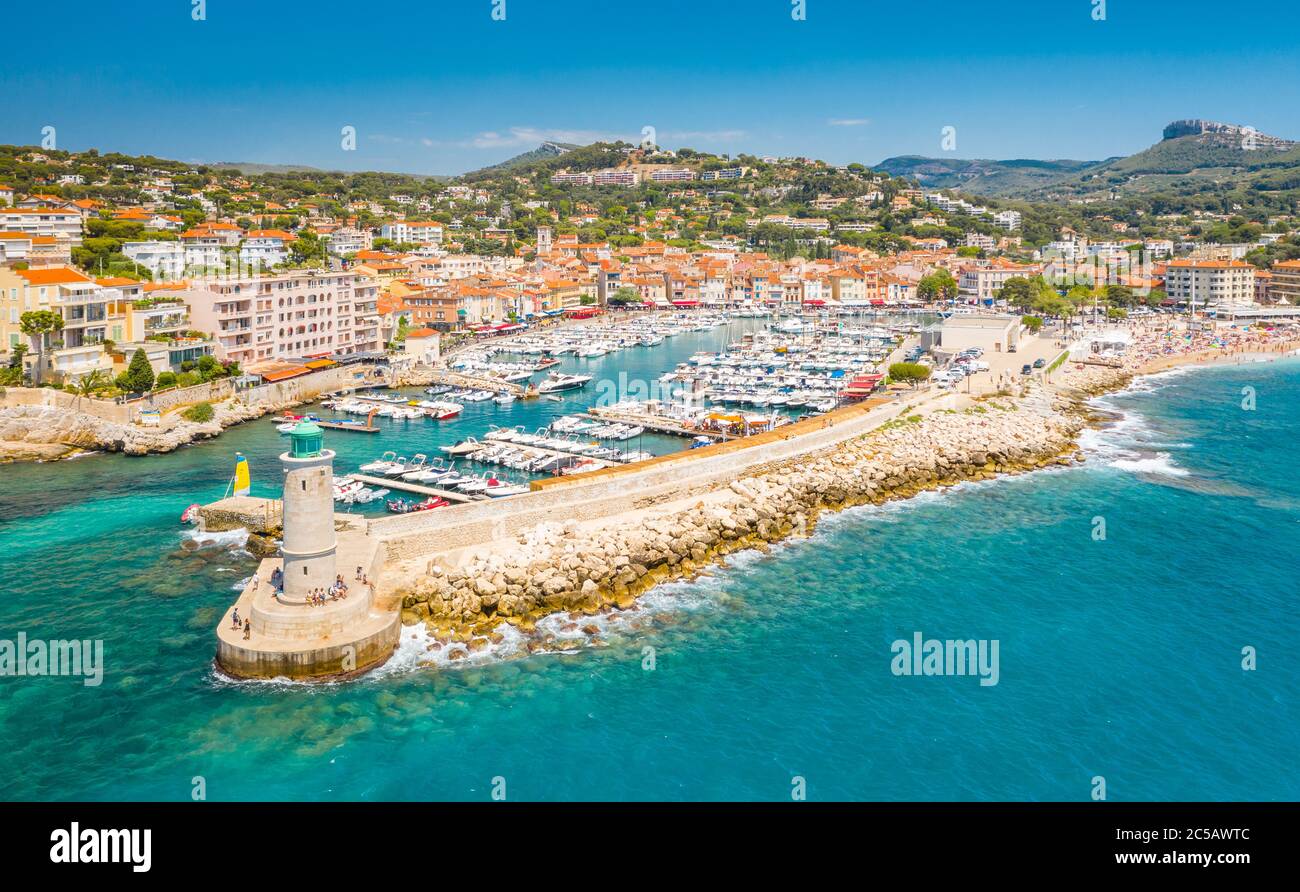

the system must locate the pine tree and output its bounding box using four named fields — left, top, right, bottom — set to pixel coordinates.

left=124, top=348, right=155, bottom=393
